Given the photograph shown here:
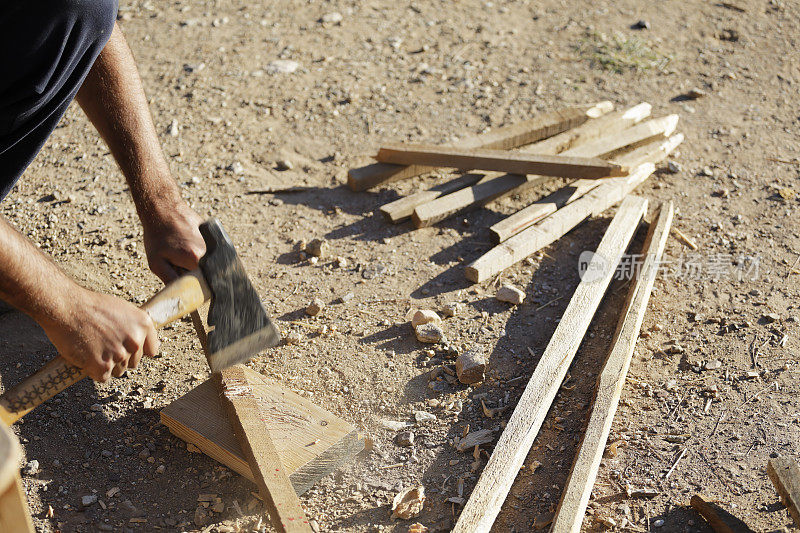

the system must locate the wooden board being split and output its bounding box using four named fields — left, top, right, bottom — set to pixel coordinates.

left=161, top=366, right=365, bottom=495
